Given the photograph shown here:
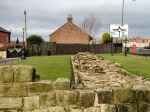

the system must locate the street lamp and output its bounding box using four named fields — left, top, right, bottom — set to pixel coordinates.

left=121, top=0, right=136, bottom=56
